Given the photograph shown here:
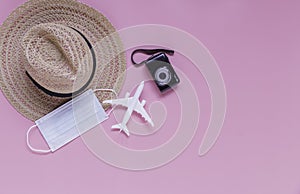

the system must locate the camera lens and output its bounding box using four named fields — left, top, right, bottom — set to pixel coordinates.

left=155, top=66, right=172, bottom=86
left=159, top=72, right=167, bottom=80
